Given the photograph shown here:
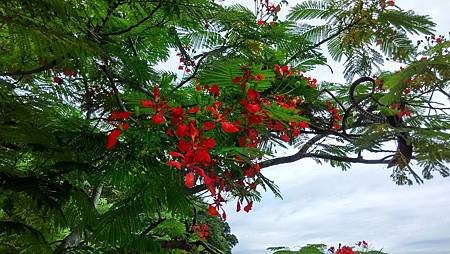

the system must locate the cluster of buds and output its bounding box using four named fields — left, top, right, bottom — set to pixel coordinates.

left=177, top=47, right=195, bottom=74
